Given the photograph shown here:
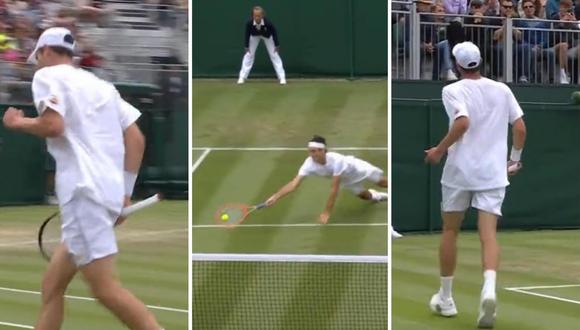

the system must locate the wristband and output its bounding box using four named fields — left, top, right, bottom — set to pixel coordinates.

left=510, top=147, right=522, bottom=162
left=124, top=171, right=138, bottom=197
